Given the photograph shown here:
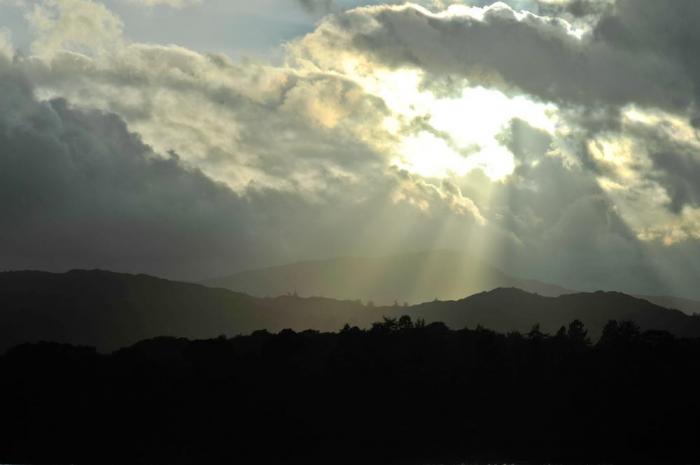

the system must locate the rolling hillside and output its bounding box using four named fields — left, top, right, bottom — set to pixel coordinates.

left=2, top=269, right=700, bottom=351
left=204, top=250, right=572, bottom=304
